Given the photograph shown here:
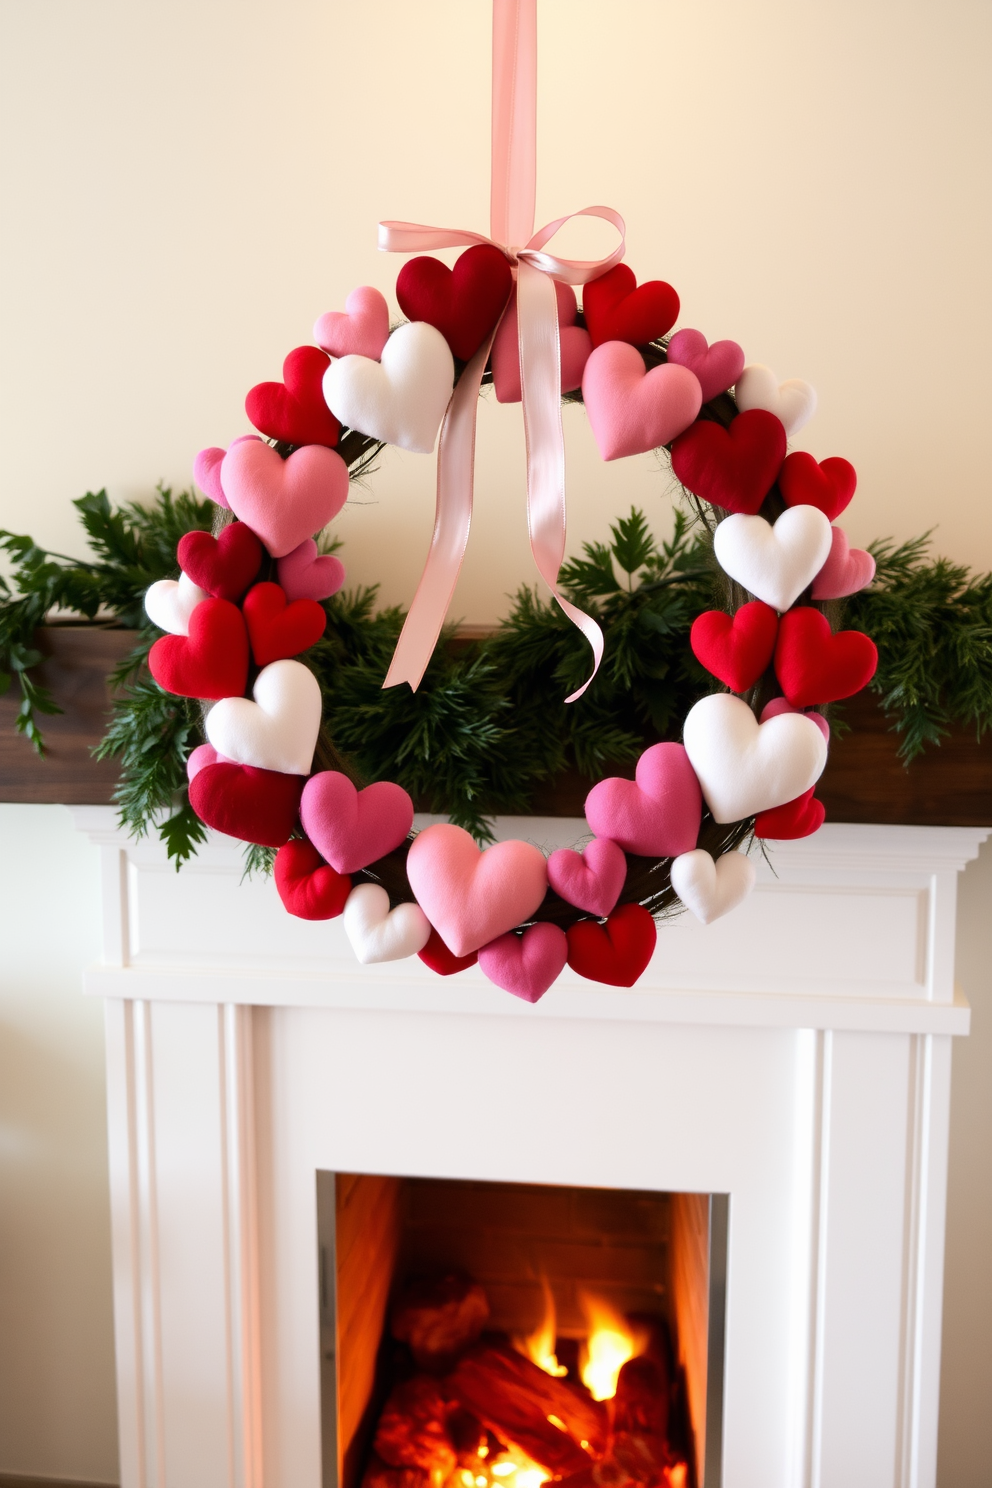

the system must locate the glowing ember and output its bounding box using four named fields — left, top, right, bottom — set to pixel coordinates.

left=459, top=1446, right=549, bottom=1488
left=577, top=1291, right=647, bottom=1401
left=512, top=1278, right=568, bottom=1378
